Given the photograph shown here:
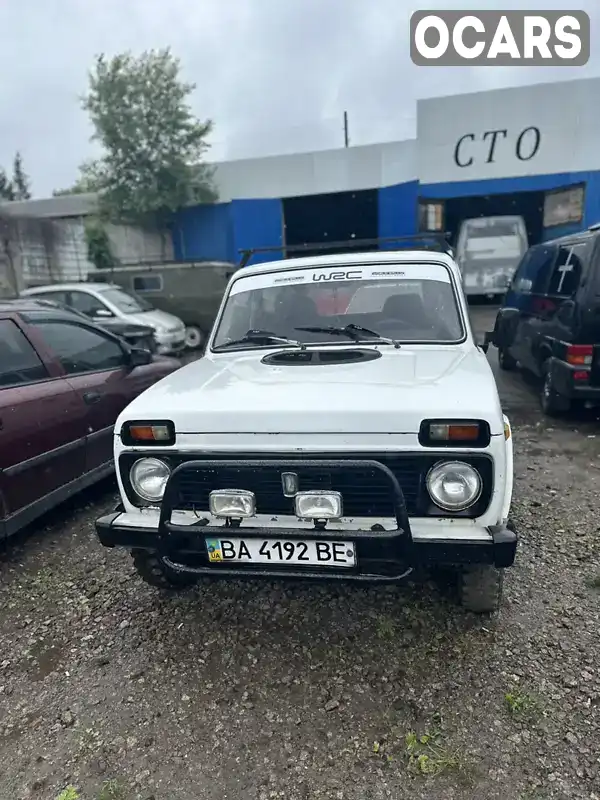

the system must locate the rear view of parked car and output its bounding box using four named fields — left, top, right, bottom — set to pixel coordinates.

left=0, top=299, right=181, bottom=539
left=22, top=282, right=186, bottom=355
left=492, top=223, right=600, bottom=416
